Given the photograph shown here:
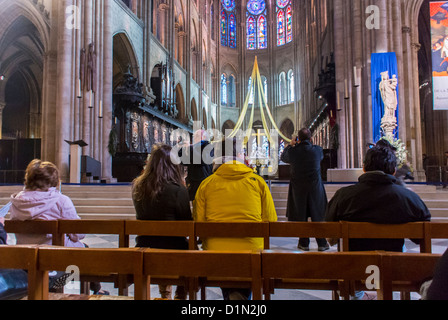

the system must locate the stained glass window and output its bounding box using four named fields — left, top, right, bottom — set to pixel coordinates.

left=247, top=16, right=256, bottom=50
left=221, top=10, right=227, bottom=46
left=258, top=15, right=267, bottom=49
left=247, top=0, right=266, bottom=15
left=222, top=0, right=235, bottom=12
left=279, top=139, right=285, bottom=160
left=221, top=1, right=237, bottom=48
left=246, top=0, right=267, bottom=50
left=276, top=0, right=289, bottom=8
left=277, top=0, right=293, bottom=46
left=286, top=6, right=293, bottom=43
left=277, top=10, right=285, bottom=46
left=221, top=74, right=227, bottom=105
left=229, top=14, right=237, bottom=48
